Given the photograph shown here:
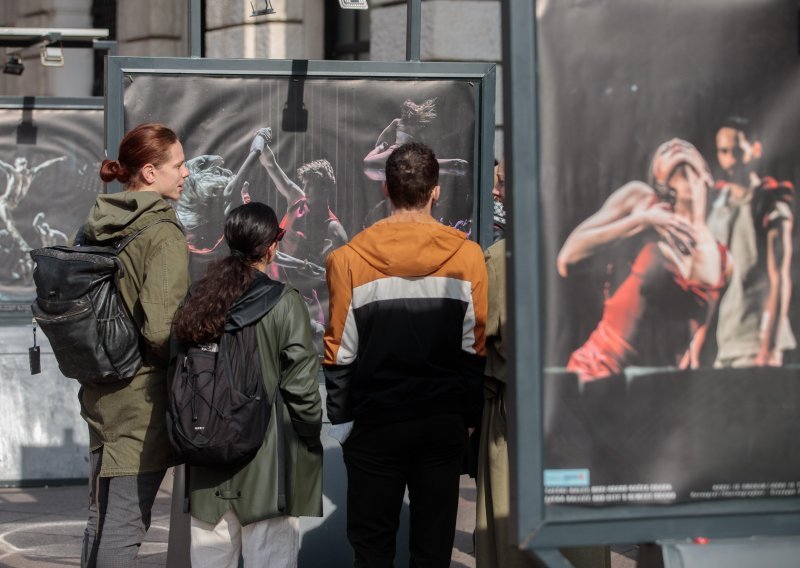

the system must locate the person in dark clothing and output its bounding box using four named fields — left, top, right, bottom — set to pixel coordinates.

left=324, top=142, right=487, bottom=567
